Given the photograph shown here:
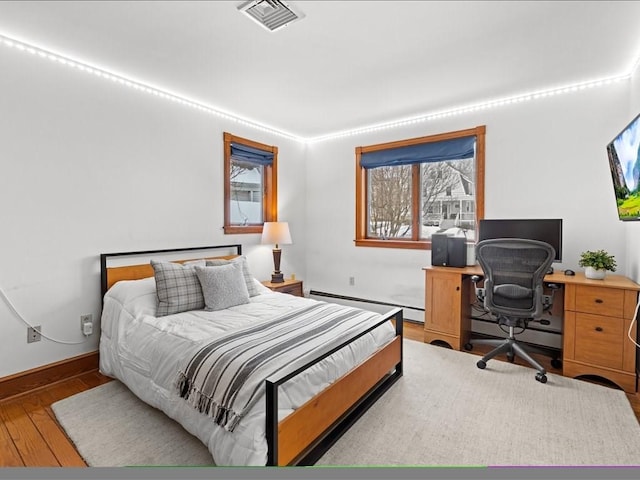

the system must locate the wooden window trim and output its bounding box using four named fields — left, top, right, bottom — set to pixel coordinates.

left=223, top=132, right=278, bottom=234
left=355, top=125, right=485, bottom=250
